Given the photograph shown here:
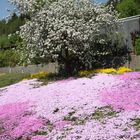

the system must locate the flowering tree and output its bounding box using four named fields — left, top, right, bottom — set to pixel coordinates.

left=10, top=0, right=125, bottom=75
